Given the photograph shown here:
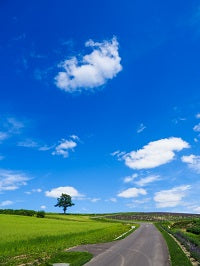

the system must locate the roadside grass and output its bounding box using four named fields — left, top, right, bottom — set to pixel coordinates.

left=155, top=223, right=192, bottom=266
left=44, top=251, right=93, bottom=266
left=0, top=214, right=131, bottom=265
